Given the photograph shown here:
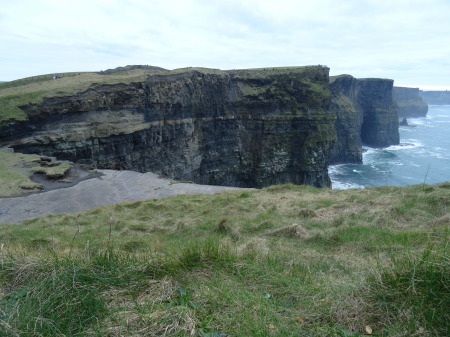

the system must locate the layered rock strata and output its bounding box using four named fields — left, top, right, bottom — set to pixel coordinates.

left=328, top=75, right=363, bottom=164
left=329, top=75, right=399, bottom=164
left=0, top=67, right=336, bottom=188
left=393, top=86, right=428, bottom=117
